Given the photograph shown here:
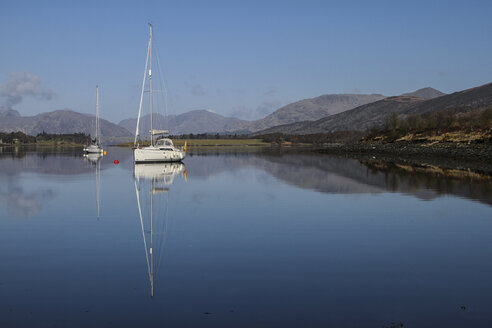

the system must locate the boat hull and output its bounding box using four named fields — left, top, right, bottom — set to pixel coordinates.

left=134, top=147, right=185, bottom=163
